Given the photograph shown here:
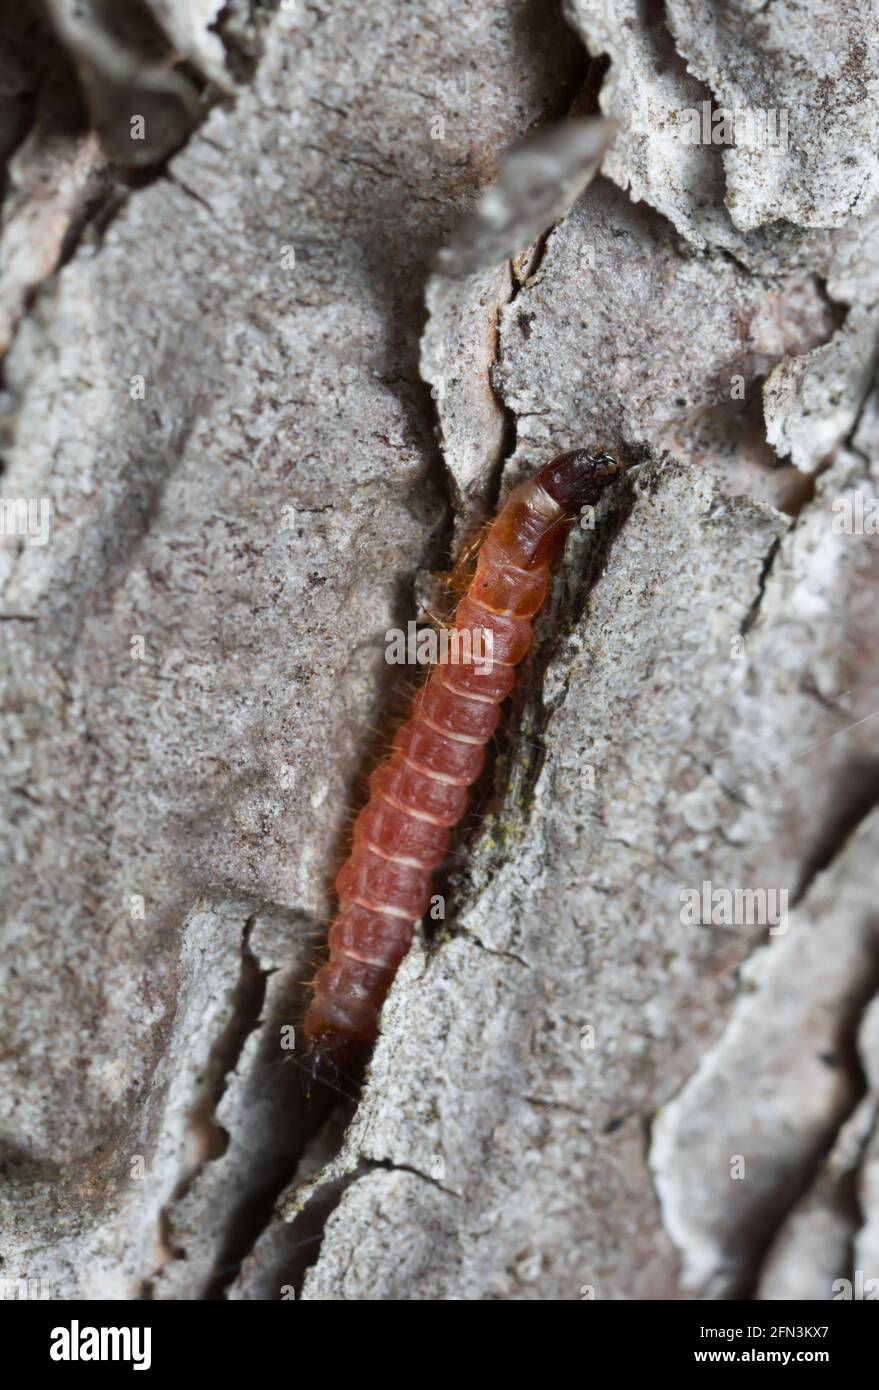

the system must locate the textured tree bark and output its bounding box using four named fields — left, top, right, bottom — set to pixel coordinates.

left=1, top=0, right=877, bottom=1302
